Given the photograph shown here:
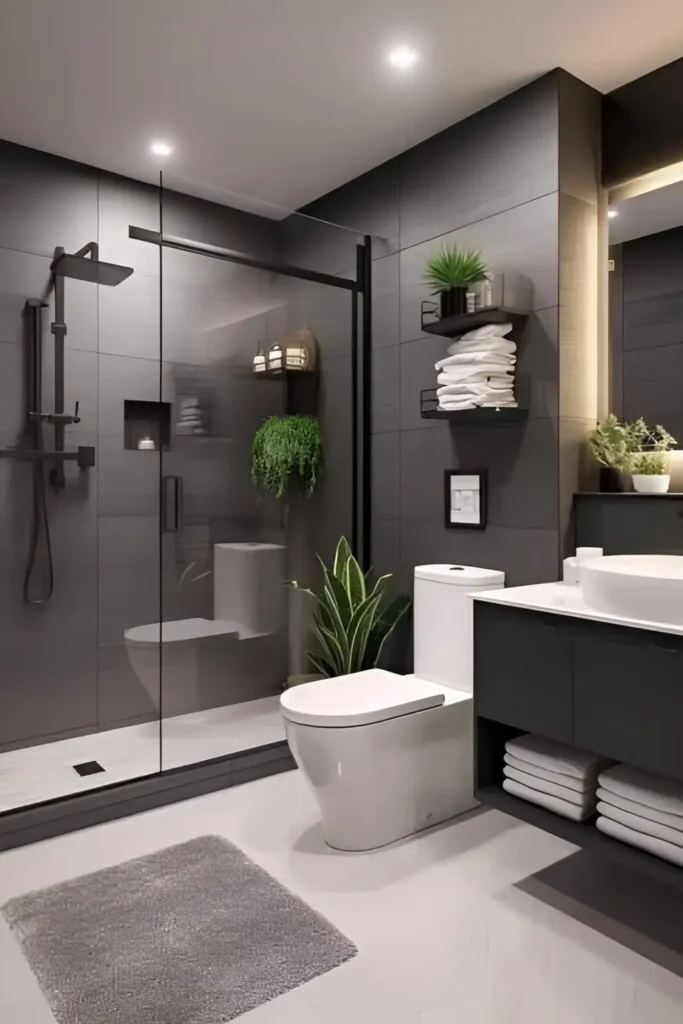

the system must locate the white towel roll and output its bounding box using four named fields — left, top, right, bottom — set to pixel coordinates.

left=503, top=778, right=593, bottom=821
left=597, top=816, right=683, bottom=867
left=597, top=801, right=683, bottom=849
left=504, top=766, right=593, bottom=808
left=504, top=752, right=592, bottom=795
left=598, top=764, right=683, bottom=820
